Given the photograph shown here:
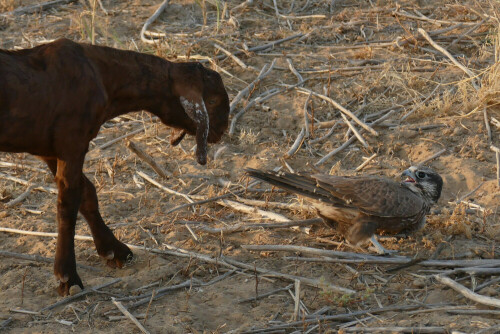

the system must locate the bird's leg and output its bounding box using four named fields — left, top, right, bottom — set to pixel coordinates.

left=369, top=235, right=398, bottom=255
